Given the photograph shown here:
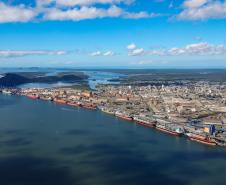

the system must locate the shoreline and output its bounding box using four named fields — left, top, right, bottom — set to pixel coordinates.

left=0, top=89, right=224, bottom=147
